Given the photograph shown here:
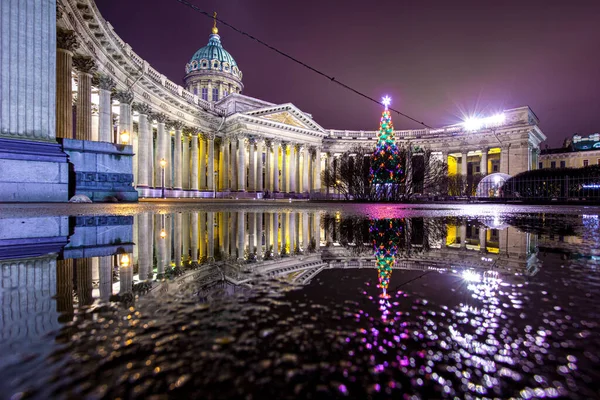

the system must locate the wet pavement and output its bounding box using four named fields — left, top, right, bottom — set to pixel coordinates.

left=0, top=204, right=599, bottom=399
